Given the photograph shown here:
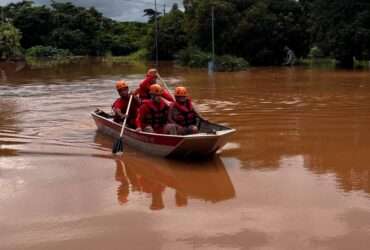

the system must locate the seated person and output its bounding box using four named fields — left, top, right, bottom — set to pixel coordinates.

left=134, top=68, right=174, bottom=102
left=135, top=84, right=169, bottom=134
left=165, top=86, right=200, bottom=135
left=112, top=80, right=139, bottom=128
